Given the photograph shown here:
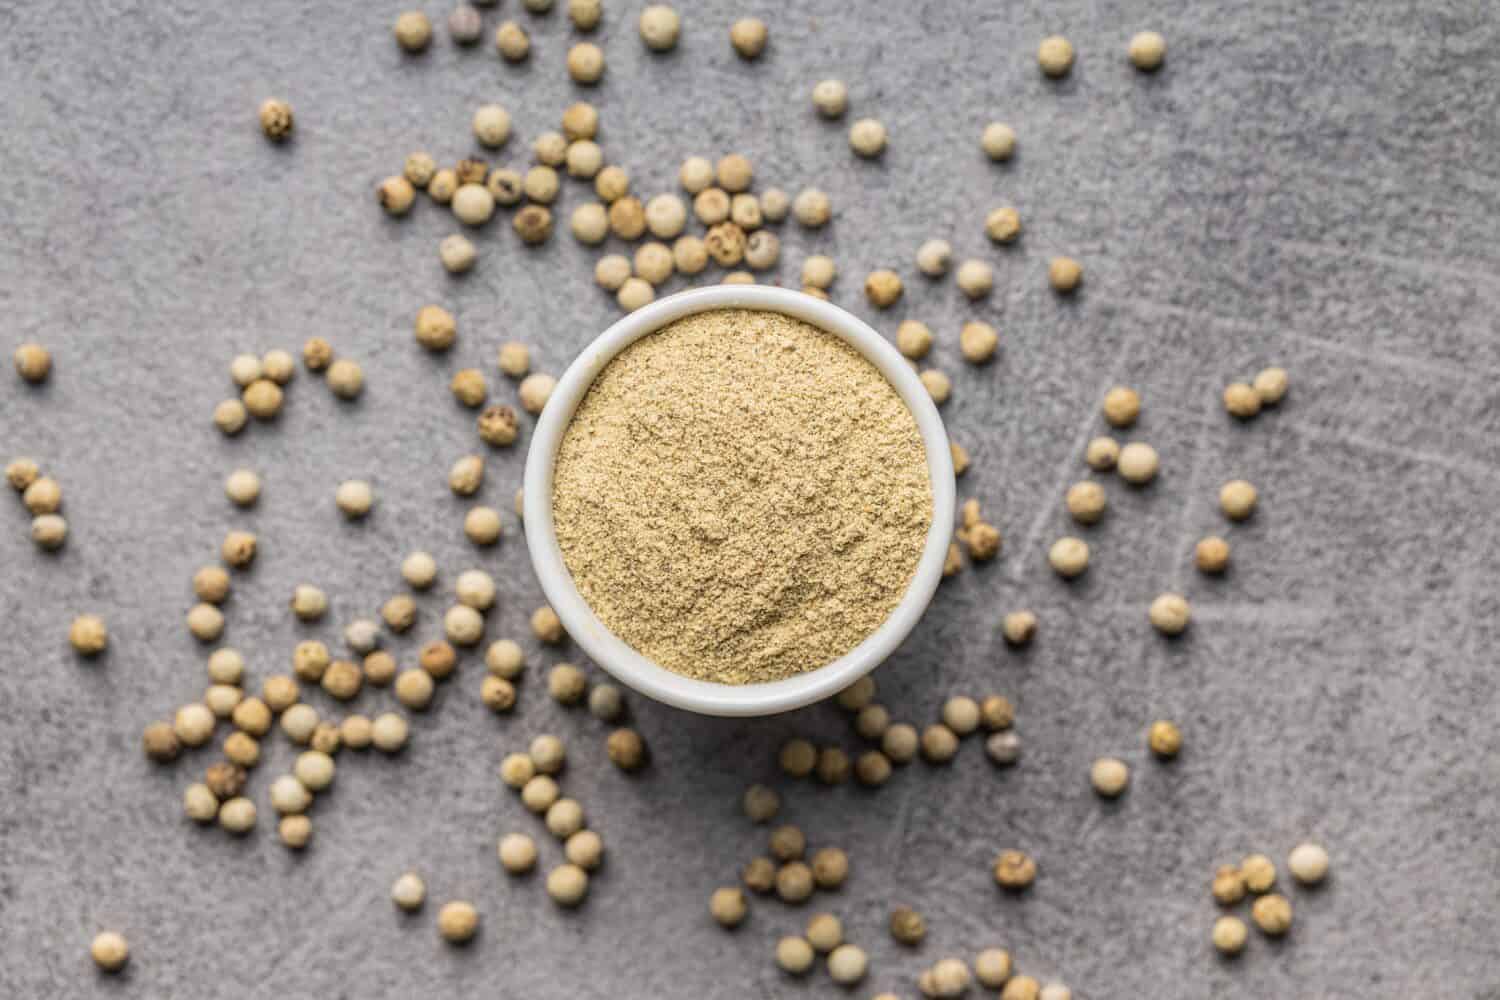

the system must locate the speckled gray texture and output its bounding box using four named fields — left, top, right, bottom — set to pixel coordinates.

left=2, top=1, right=1498, bottom=997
